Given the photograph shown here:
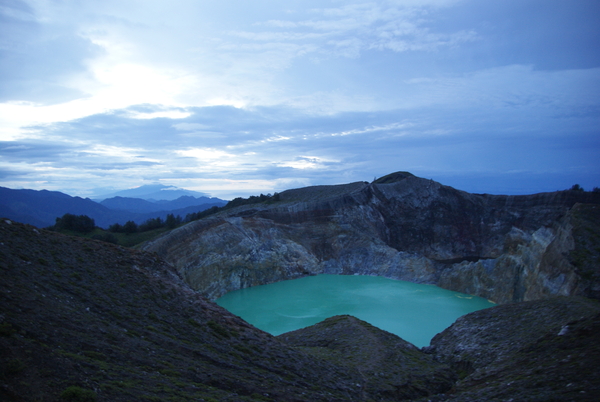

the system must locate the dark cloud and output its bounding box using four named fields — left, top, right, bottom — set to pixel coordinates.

left=0, top=166, right=32, bottom=180
left=0, top=140, right=83, bottom=162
